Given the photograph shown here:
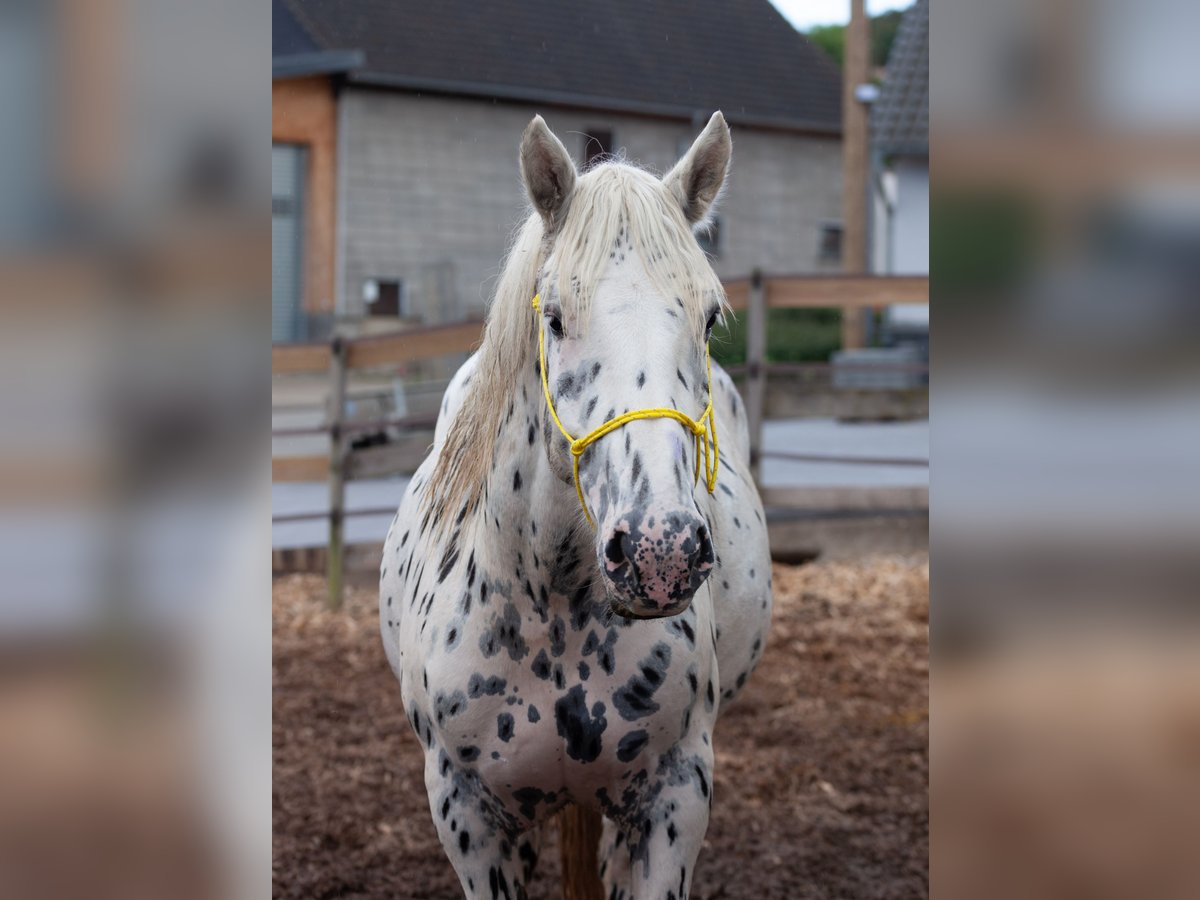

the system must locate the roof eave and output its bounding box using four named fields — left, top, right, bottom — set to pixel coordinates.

left=345, top=70, right=842, bottom=136
left=874, top=141, right=929, bottom=159
left=273, top=50, right=366, bottom=80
